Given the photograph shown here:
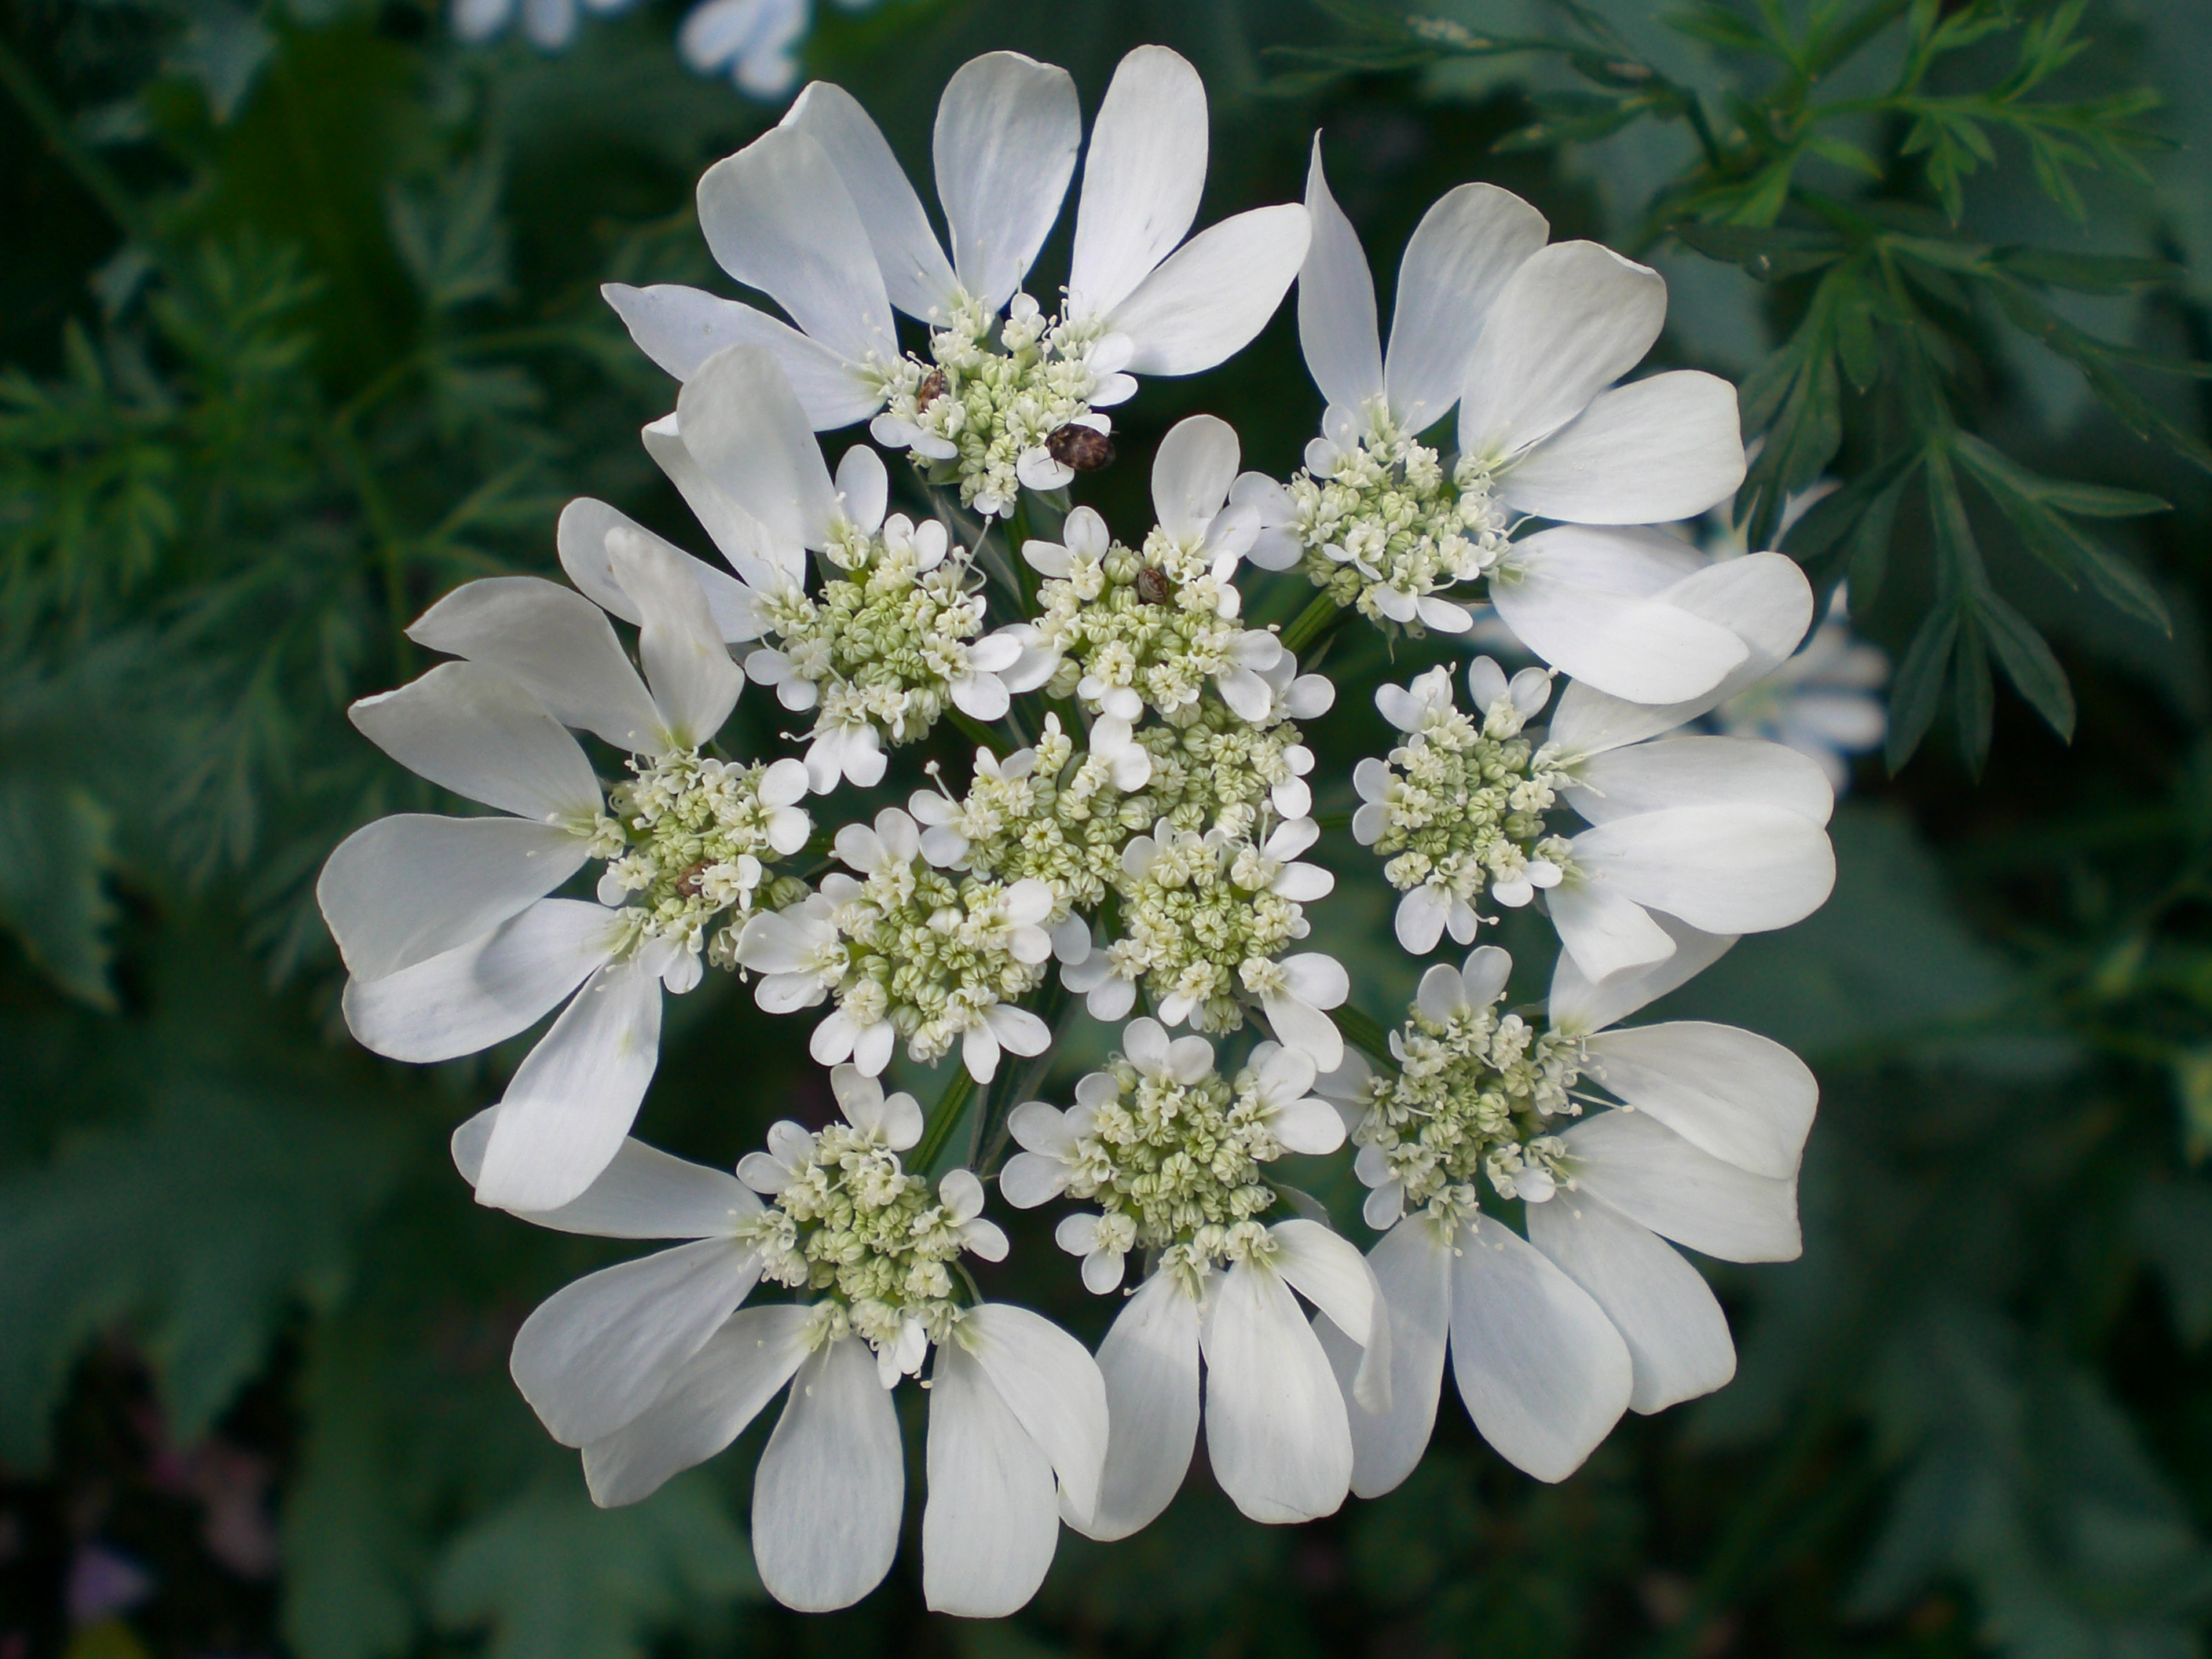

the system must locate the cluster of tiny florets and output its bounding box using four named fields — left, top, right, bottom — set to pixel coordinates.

left=1034, top=529, right=1249, bottom=720
left=1364, top=684, right=1576, bottom=914
left=1354, top=1000, right=1586, bottom=1225
left=735, top=1123, right=972, bottom=1353
left=1137, top=705, right=1309, bottom=840
left=875, top=293, right=1115, bottom=515
left=1290, top=404, right=1510, bottom=630
left=589, top=750, right=801, bottom=956
left=1110, top=823, right=1308, bottom=1035
left=818, top=859, right=1049, bottom=1064
left=1065, top=1051, right=1292, bottom=1276
left=943, top=720, right=1148, bottom=911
